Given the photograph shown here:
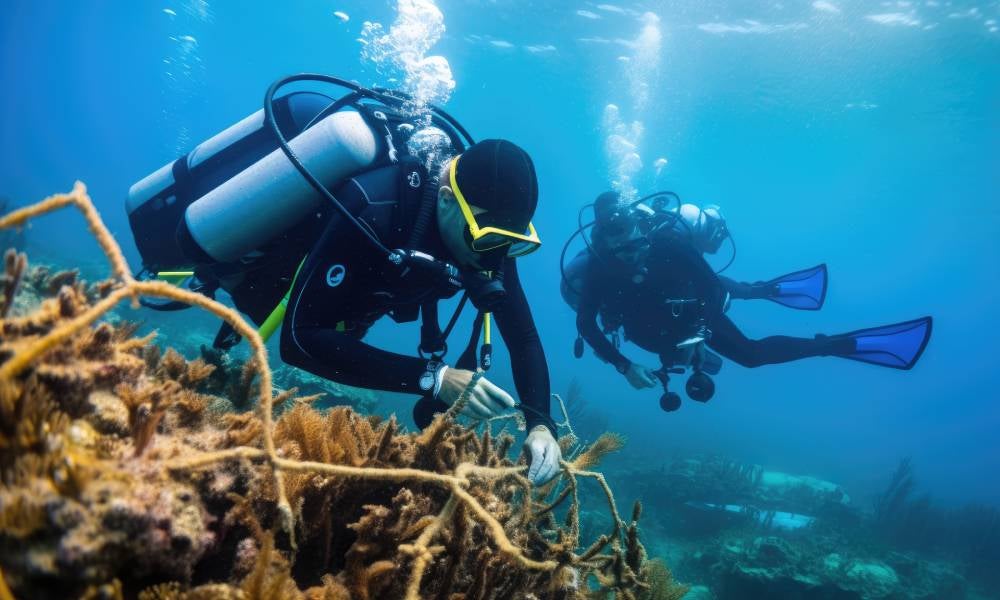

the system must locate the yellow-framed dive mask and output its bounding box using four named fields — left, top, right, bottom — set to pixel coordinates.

left=449, top=156, right=542, bottom=258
